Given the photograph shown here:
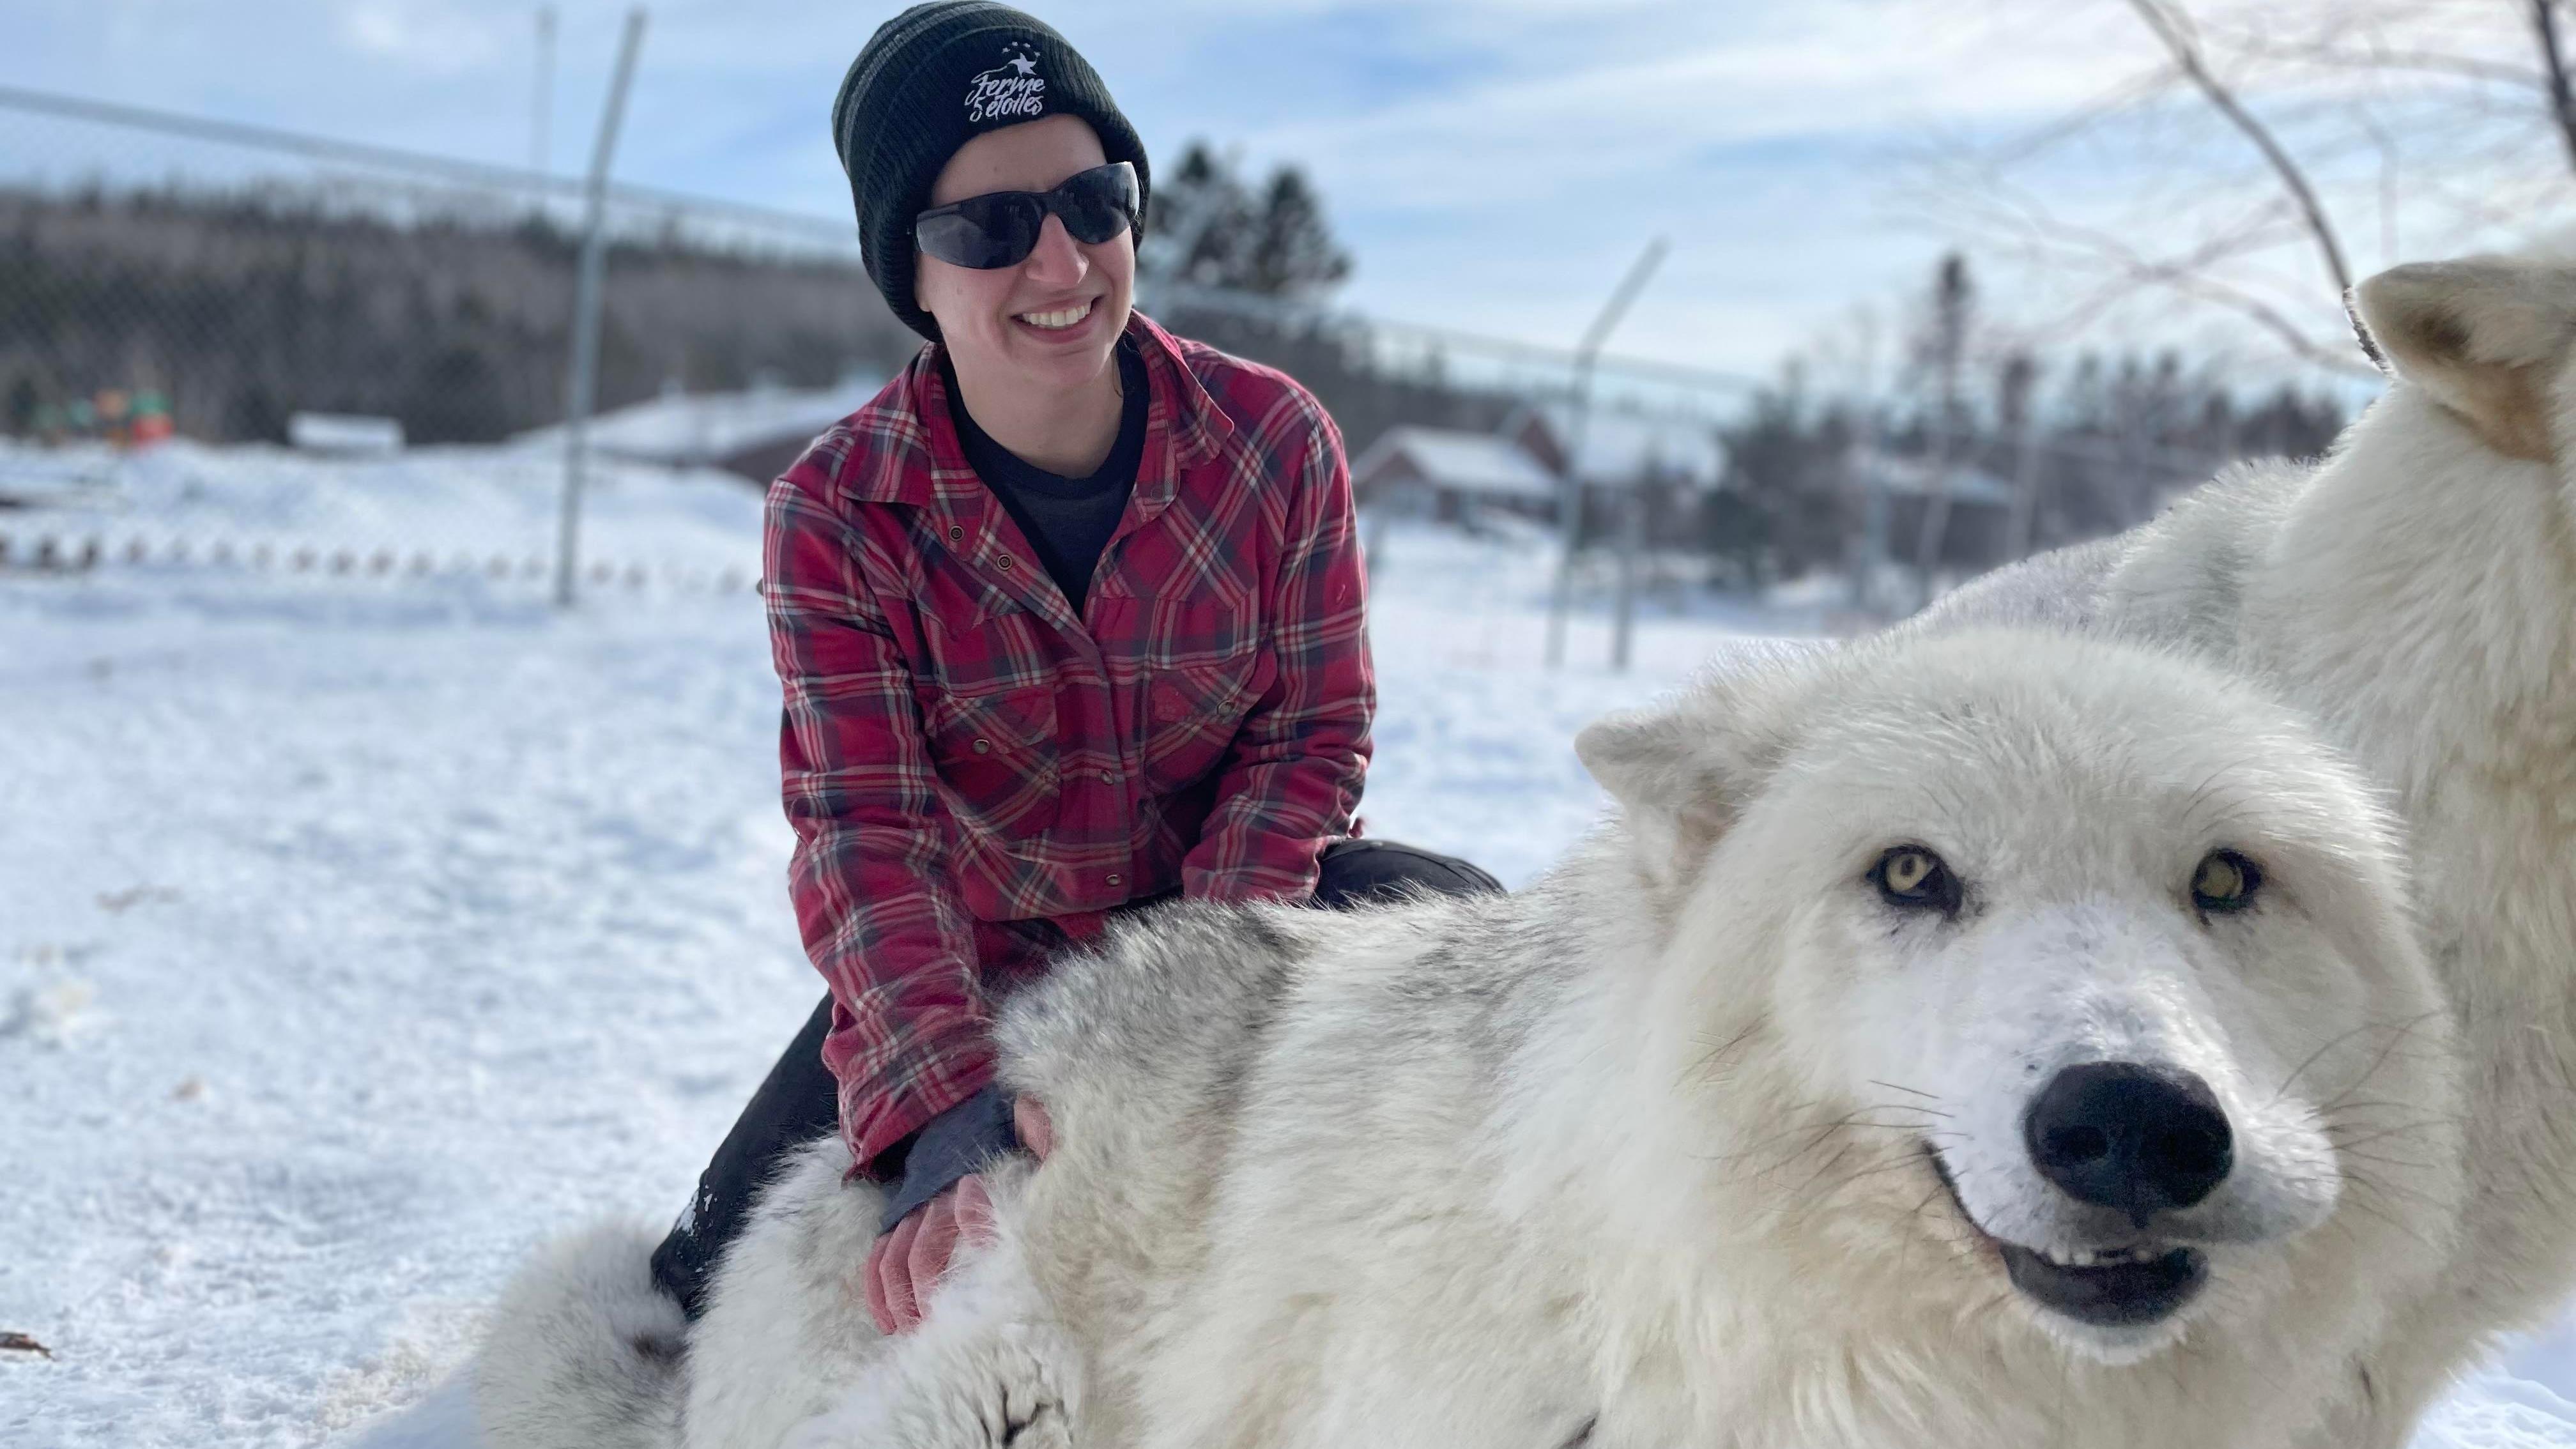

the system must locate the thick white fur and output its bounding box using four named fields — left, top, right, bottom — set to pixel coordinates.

left=1920, top=249, right=2576, bottom=1445
left=473, top=1223, right=686, bottom=1449
left=475, top=630, right=2464, bottom=1449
